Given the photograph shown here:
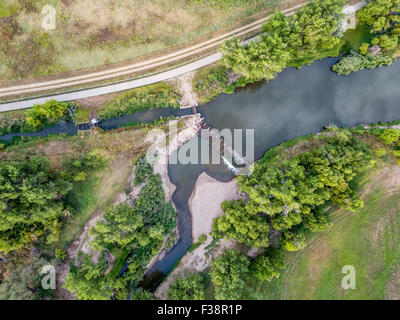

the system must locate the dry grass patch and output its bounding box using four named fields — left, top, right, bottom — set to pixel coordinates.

left=0, top=0, right=292, bottom=80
